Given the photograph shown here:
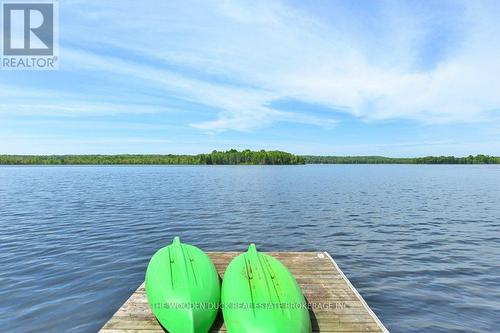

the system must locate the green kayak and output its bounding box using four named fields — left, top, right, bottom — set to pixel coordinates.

left=221, top=244, right=312, bottom=333
left=145, top=237, right=220, bottom=333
